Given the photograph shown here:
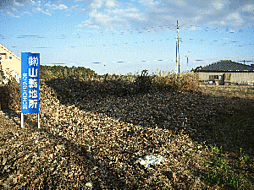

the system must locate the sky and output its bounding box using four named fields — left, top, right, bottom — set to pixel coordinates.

left=1, top=0, right=254, bottom=75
